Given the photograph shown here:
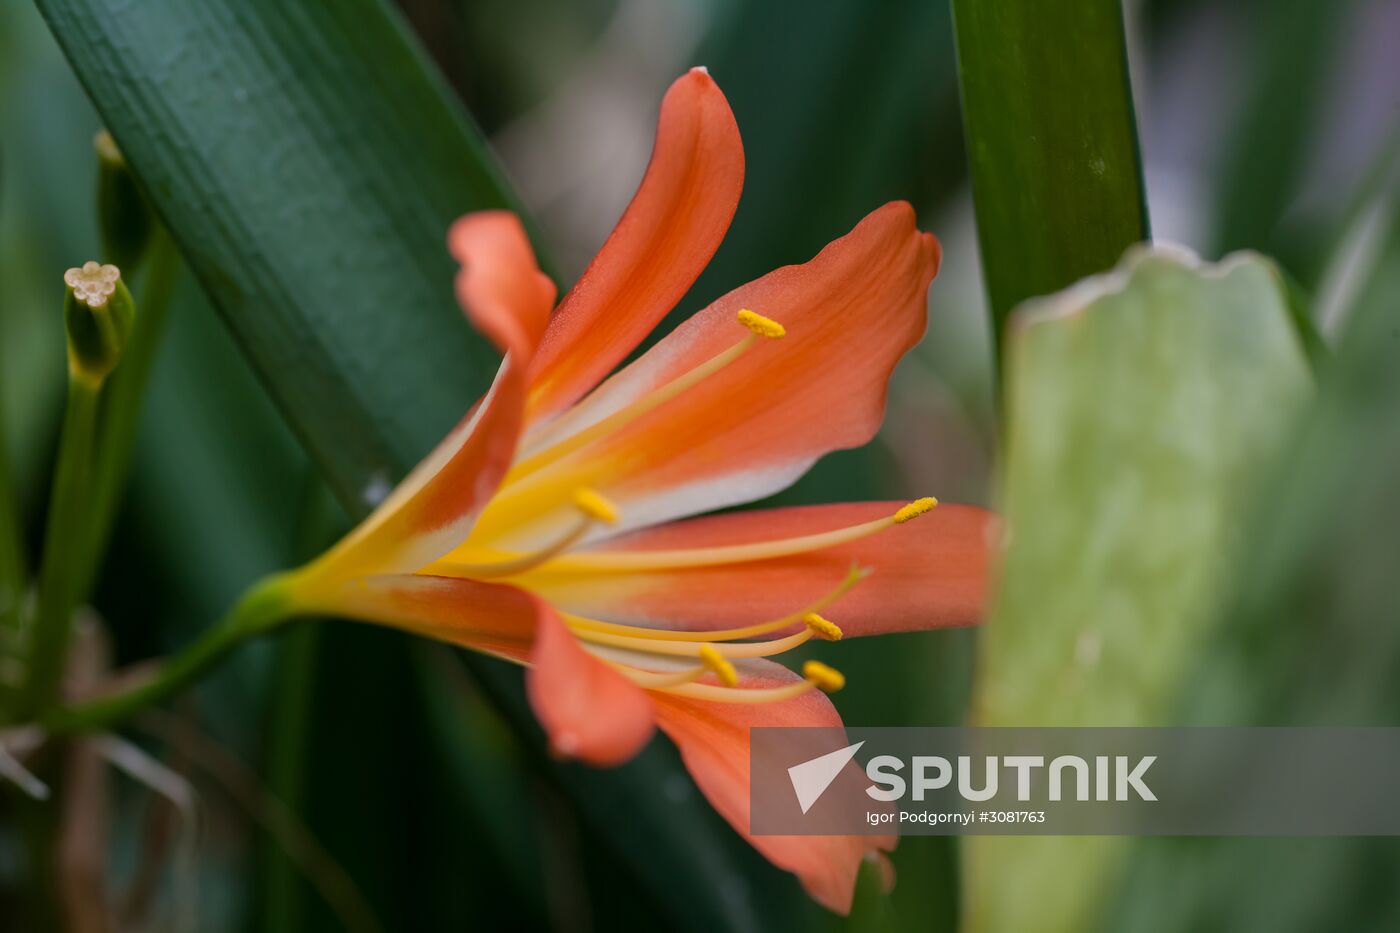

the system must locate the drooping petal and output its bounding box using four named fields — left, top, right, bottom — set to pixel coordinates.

left=526, top=68, right=744, bottom=425
left=294, top=572, right=656, bottom=766
left=527, top=603, right=657, bottom=766
left=519, top=502, right=996, bottom=637
left=308, top=212, right=556, bottom=579
left=650, top=659, right=895, bottom=915
left=467, top=203, right=940, bottom=550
